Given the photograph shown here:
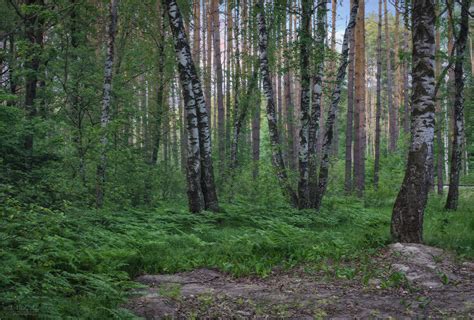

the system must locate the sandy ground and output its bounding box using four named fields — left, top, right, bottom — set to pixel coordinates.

left=125, top=243, right=474, bottom=319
